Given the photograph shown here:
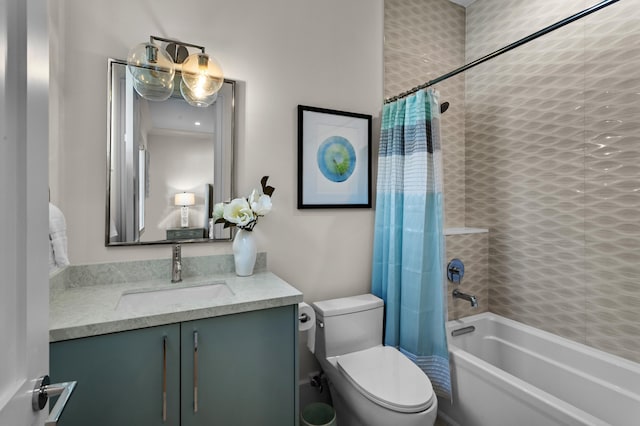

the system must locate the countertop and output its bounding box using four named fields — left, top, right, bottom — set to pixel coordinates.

left=50, top=271, right=303, bottom=342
